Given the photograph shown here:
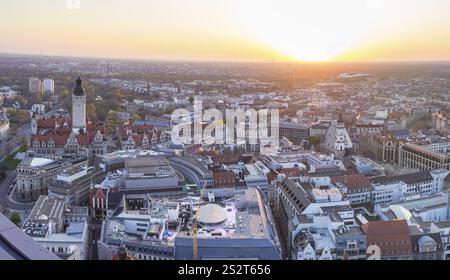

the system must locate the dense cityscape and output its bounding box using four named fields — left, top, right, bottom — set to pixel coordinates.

left=0, top=54, right=450, bottom=261
left=3, top=2, right=450, bottom=273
